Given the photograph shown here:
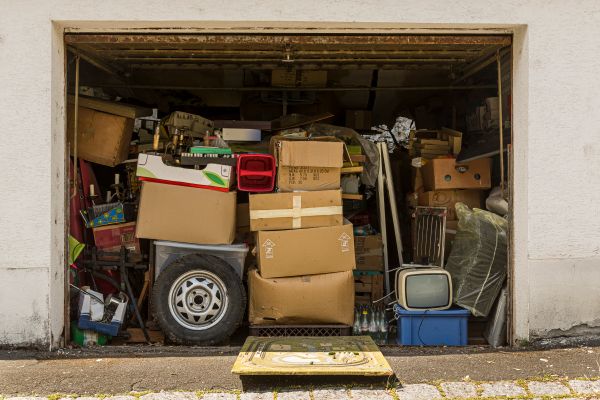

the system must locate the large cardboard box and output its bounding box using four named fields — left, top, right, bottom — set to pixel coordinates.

left=67, top=97, right=136, bottom=167
left=256, top=221, right=355, bottom=278
left=421, top=157, right=491, bottom=191
left=136, top=182, right=236, bottom=245
left=273, top=137, right=344, bottom=192
left=249, top=189, right=343, bottom=231
left=418, top=189, right=484, bottom=221
left=248, top=269, right=354, bottom=326
left=354, top=235, right=384, bottom=271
